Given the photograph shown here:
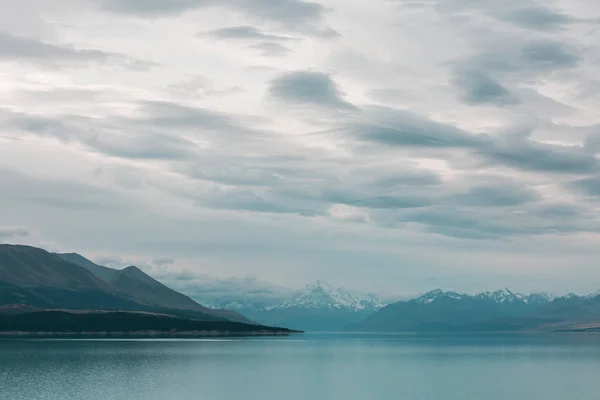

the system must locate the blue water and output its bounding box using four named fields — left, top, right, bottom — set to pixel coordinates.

left=1, top=333, right=600, bottom=399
